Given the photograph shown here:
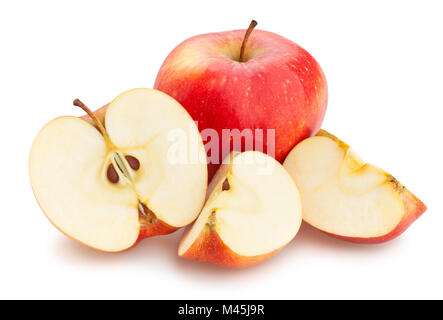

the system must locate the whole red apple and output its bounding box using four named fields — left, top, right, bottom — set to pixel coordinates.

left=155, top=21, right=328, bottom=179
